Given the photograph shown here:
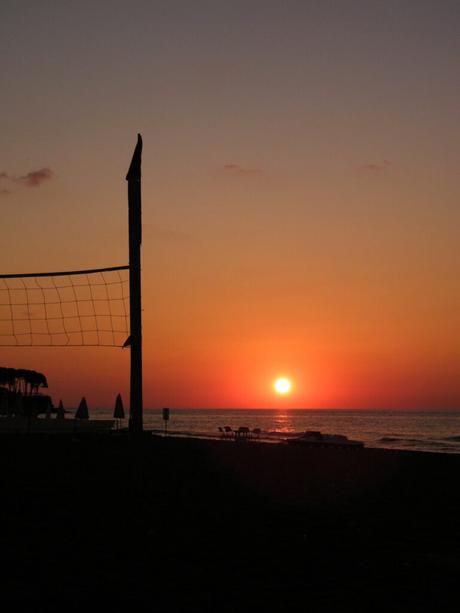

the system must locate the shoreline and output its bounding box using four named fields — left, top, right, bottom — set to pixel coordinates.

left=1, top=424, right=460, bottom=456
